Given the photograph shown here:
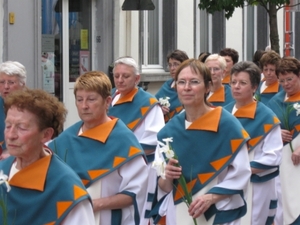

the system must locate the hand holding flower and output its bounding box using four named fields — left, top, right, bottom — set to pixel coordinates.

left=281, top=129, right=293, bottom=143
